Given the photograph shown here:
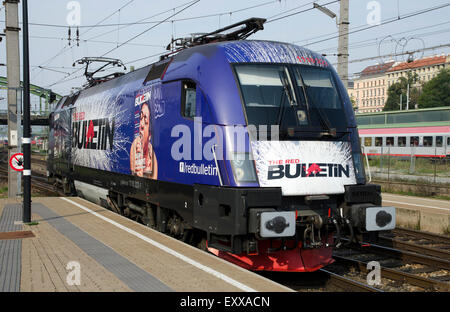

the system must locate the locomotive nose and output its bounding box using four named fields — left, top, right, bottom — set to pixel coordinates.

left=265, top=216, right=290, bottom=234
